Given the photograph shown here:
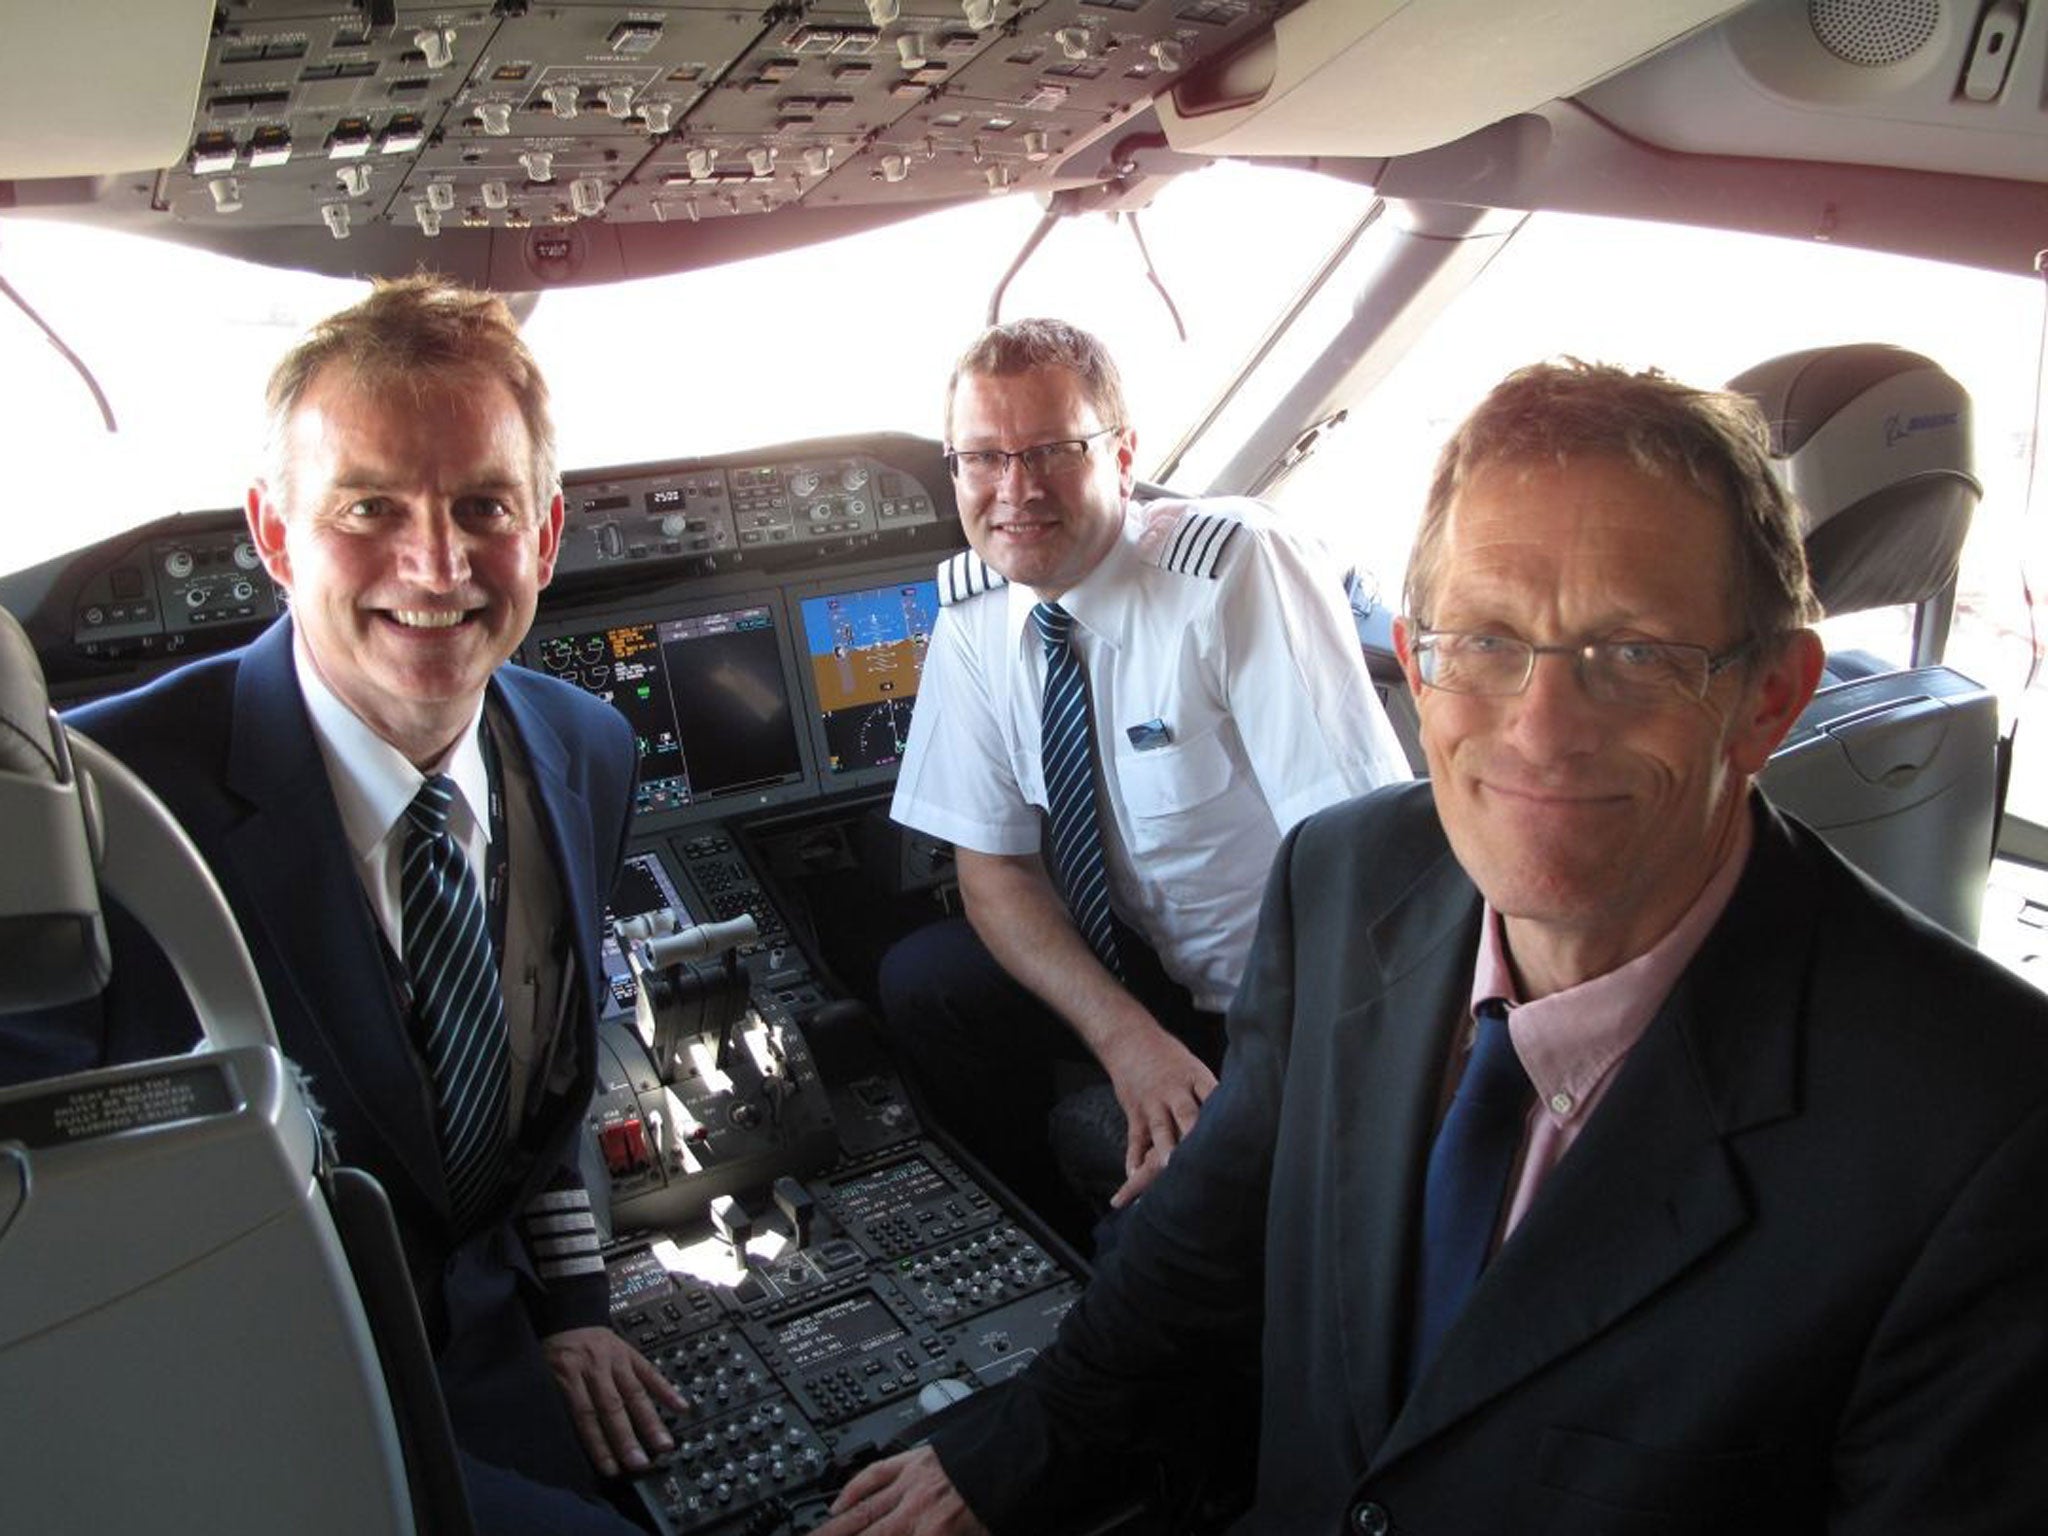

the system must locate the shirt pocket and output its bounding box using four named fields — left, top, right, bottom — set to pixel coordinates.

left=1115, top=728, right=1235, bottom=848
